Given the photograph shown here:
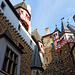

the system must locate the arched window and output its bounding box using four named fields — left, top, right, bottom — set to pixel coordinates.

left=36, top=71, right=39, bottom=75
